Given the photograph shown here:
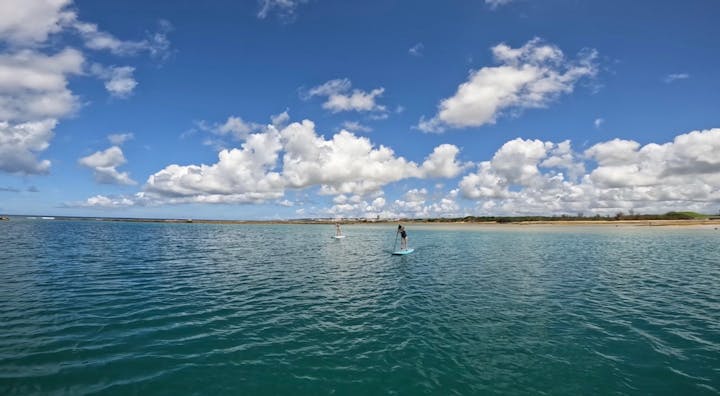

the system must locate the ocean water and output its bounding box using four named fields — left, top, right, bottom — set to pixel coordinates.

left=1, top=220, right=719, bottom=395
